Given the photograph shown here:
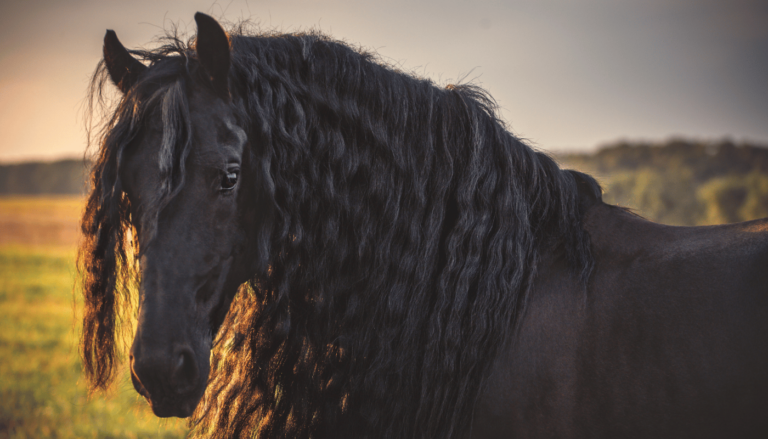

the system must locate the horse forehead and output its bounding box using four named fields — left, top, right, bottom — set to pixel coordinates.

left=187, top=86, right=233, bottom=126
left=187, top=89, right=244, bottom=148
